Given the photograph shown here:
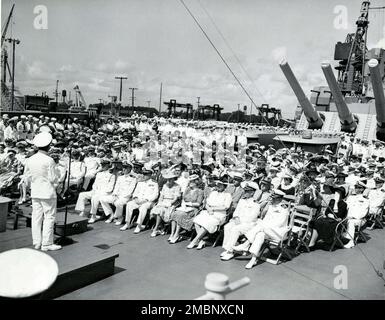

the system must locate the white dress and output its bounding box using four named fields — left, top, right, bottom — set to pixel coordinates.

left=193, top=191, right=232, bottom=233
